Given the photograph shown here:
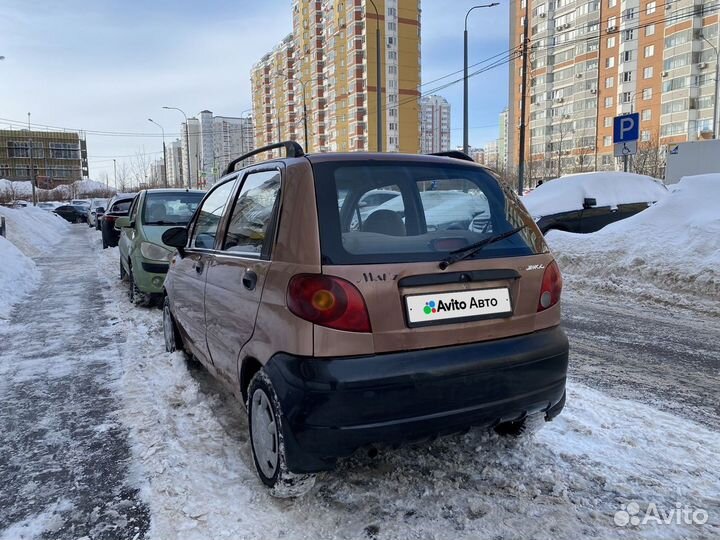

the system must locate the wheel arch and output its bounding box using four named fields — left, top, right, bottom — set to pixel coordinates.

left=239, top=356, right=263, bottom=405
